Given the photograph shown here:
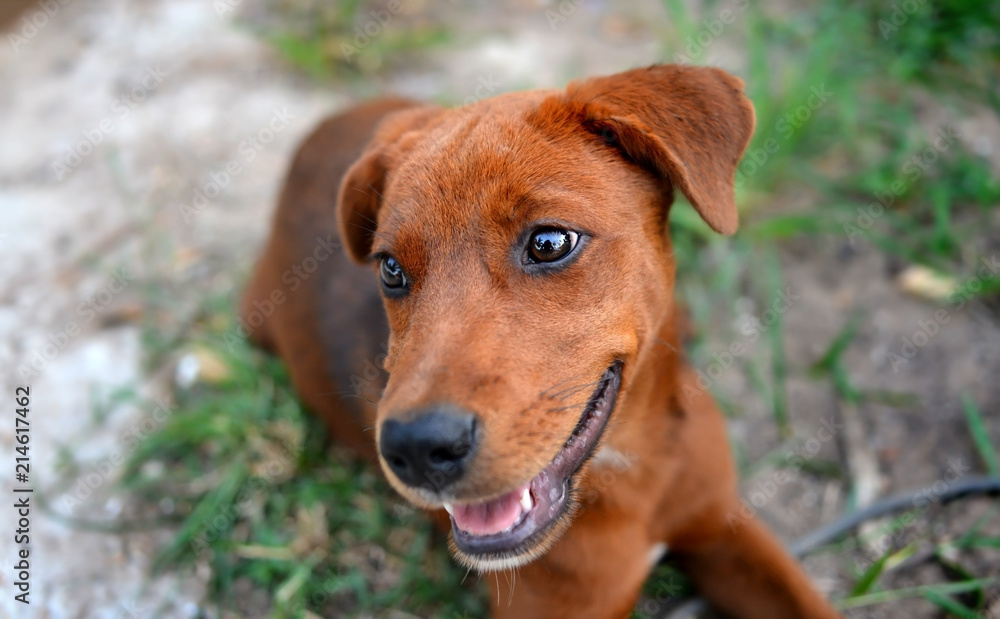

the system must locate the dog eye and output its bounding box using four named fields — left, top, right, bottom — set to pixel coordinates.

left=526, top=228, right=579, bottom=264
left=379, top=256, right=407, bottom=290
